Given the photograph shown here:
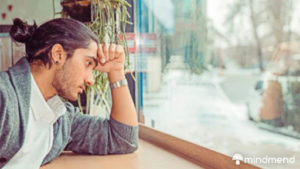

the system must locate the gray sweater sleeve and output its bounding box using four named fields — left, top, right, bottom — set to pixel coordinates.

left=64, top=105, right=139, bottom=155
